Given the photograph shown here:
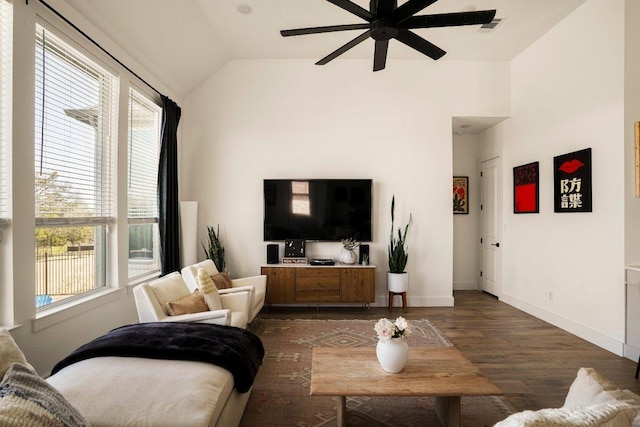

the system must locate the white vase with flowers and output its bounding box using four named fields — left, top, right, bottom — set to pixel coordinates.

left=374, top=316, right=411, bottom=373
left=340, top=238, right=360, bottom=265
